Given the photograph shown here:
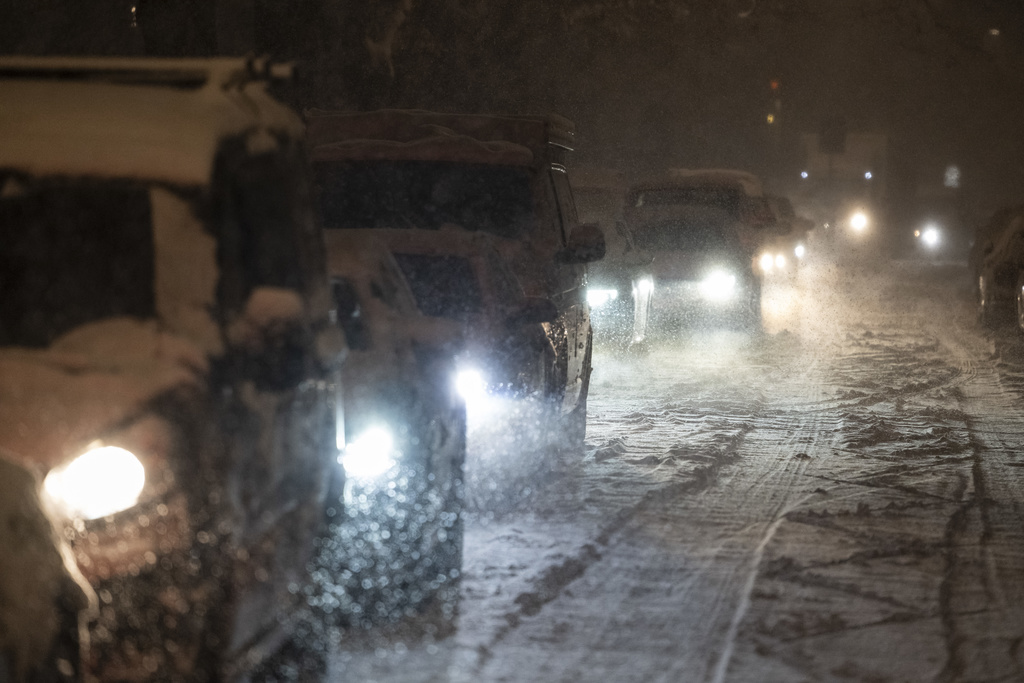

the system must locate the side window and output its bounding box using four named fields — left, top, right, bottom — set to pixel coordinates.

left=550, top=167, right=579, bottom=244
